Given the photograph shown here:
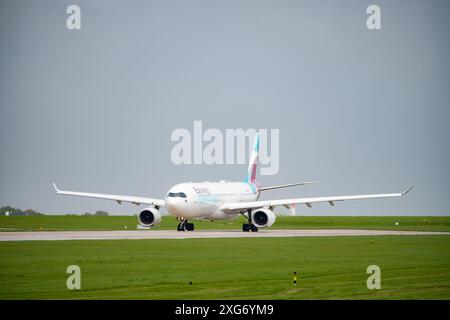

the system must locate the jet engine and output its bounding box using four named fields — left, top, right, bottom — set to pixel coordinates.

left=250, top=208, right=276, bottom=228
left=138, top=207, right=162, bottom=227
